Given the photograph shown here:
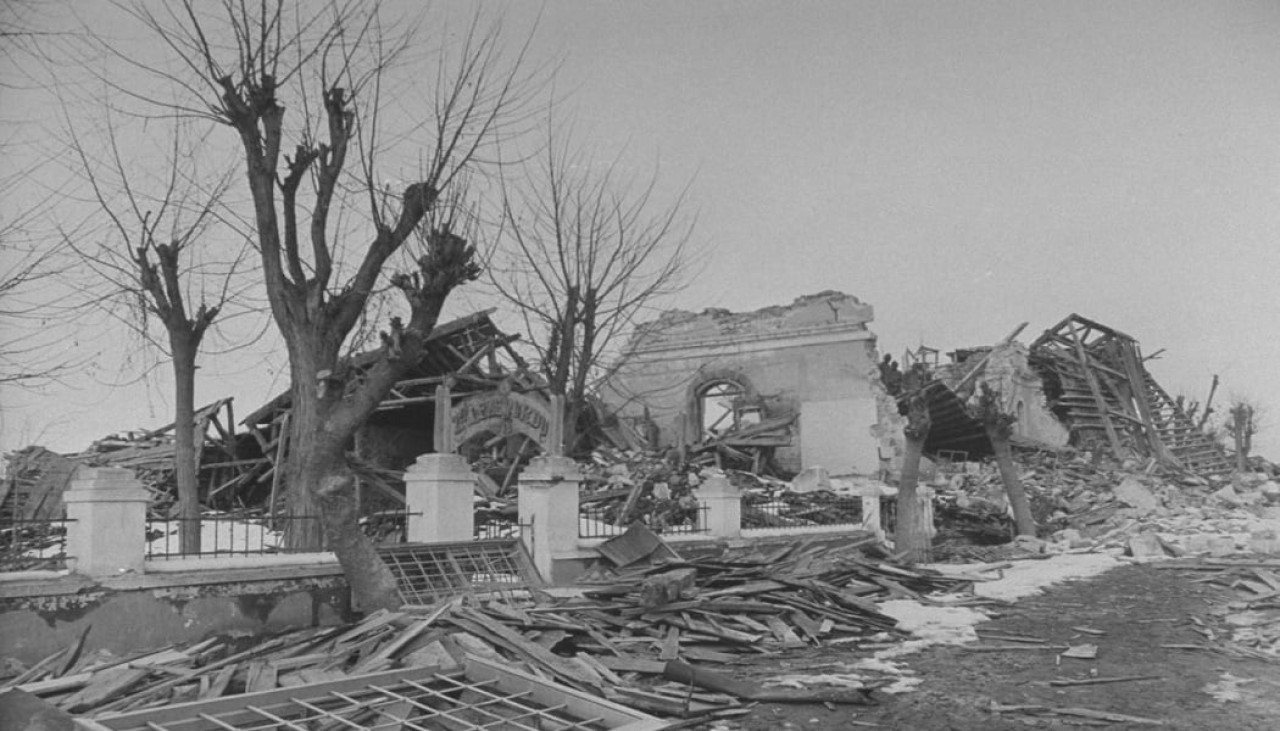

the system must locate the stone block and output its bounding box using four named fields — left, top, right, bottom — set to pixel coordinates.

left=1249, top=530, right=1280, bottom=555
left=1011, top=535, right=1046, bottom=554
left=1127, top=533, right=1166, bottom=559
left=1113, top=477, right=1160, bottom=515
left=1208, top=536, right=1237, bottom=557
left=790, top=466, right=831, bottom=493
left=1212, top=485, right=1249, bottom=507
left=1184, top=534, right=1211, bottom=554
